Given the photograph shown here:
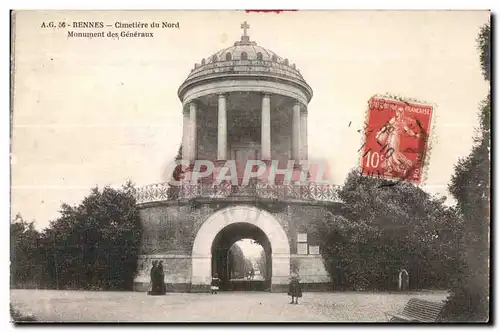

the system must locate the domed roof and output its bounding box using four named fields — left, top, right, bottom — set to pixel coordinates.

left=178, top=22, right=313, bottom=102
left=206, top=42, right=284, bottom=64
left=202, top=21, right=289, bottom=66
